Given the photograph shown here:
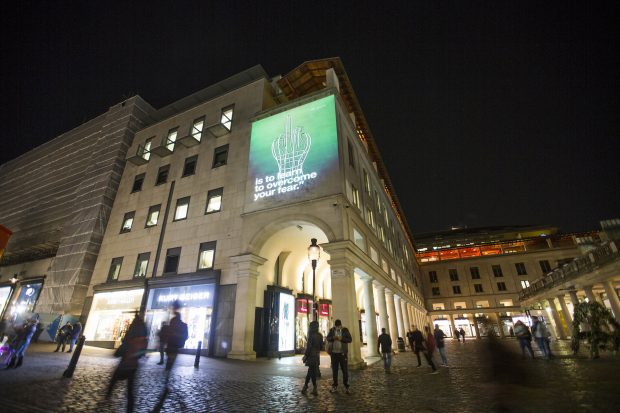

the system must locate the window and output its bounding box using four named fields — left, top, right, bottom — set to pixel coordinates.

left=470, top=267, right=480, bottom=279
left=212, top=144, right=229, bottom=168
left=370, top=246, right=379, bottom=264
left=351, top=185, right=360, bottom=208
left=497, top=282, right=507, bottom=291
left=429, top=271, right=438, bottom=283
left=165, top=128, right=178, bottom=152
left=182, top=155, right=198, bottom=177
left=452, top=285, right=462, bottom=294
left=474, top=283, right=484, bottom=293
left=432, top=303, right=445, bottom=310
left=205, top=188, right=223, bottom=213
left=520, top=280, right=530, bottom=289
left=353, top=229, right=365, bottom=251
left=492, top=265, right=503, bottom=277
left=133, top=252, right=150, bottom=278
left=348, top=141, right=355, bottom=169
left=515, top=262, right=527, bottom=275
left=366, top=208, right=375, bottom=228
left=191, top=117, right=205, bottom=141
left=220, top=105, right=234, bottom=131
left=363, top=169, right=371, bottom=193
left=539, top=260, right=551, bottom=273
left=432, top=287, right=440, bottom=296
left=449, top=269, right=459, bottom=281
left=145, top=205, right=161, bottom=227
left=163, top=247, right=181, bottom=274
left=174, top=197, right=190, bottom=221
left=132, top=174, right=145, bottom=193
left=197, top=241, right=216, bottom=270
left=120, top=211, right=135, bottom=233
left=381, top=259, right=389, bottom=274
left=156, top=165, right=170, bottom=185
left=107, top=257, right=123, bottom=281
left=141, top=137, right=153, bottom=161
